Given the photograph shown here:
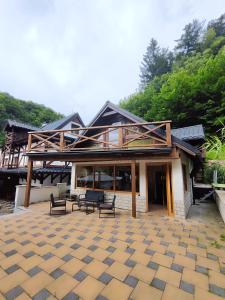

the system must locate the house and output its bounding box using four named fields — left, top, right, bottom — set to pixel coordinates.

left=0, top=113, right=84, bottom=200
left=24, top=101, right=205, bottom=219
